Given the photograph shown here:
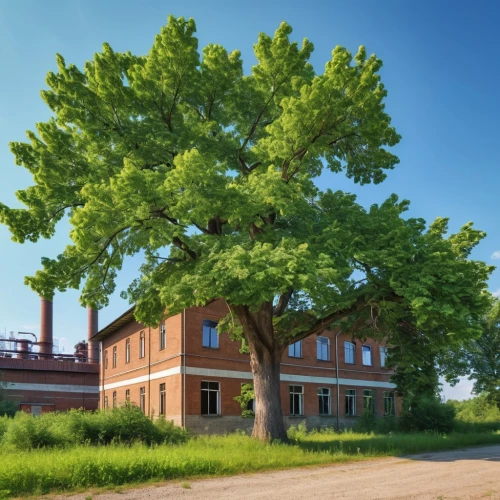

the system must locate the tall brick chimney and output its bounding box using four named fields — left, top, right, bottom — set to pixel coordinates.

left=39, top=297, right=53, bottom=358
left=87, top=307, right=99, bottom=363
